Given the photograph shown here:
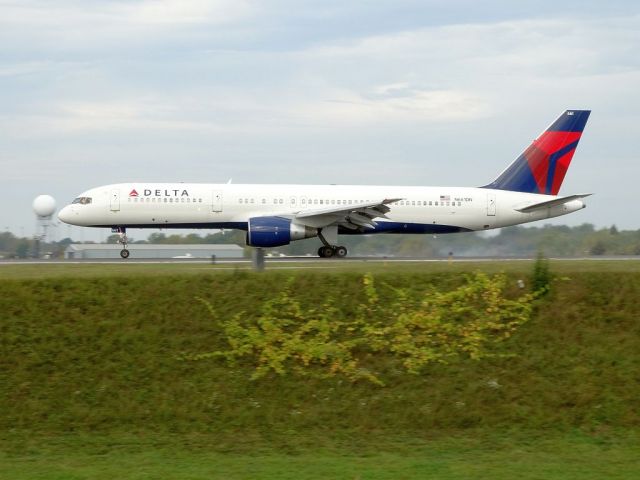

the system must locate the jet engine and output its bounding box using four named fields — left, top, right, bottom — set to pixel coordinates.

left=246, top=216, right=318, bottom=247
